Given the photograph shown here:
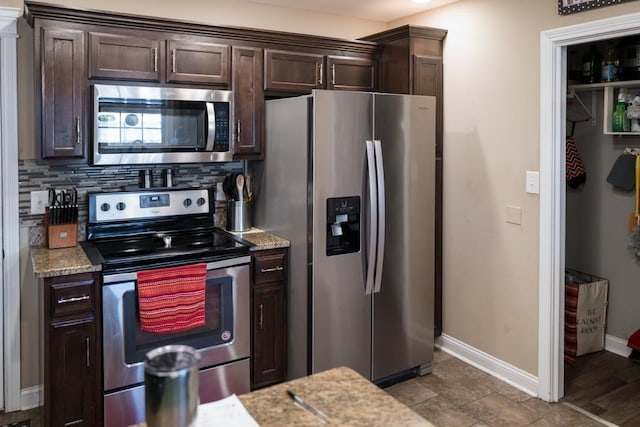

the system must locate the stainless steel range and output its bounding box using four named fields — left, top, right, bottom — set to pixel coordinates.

left=82, top=188, right=251, bottom=427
